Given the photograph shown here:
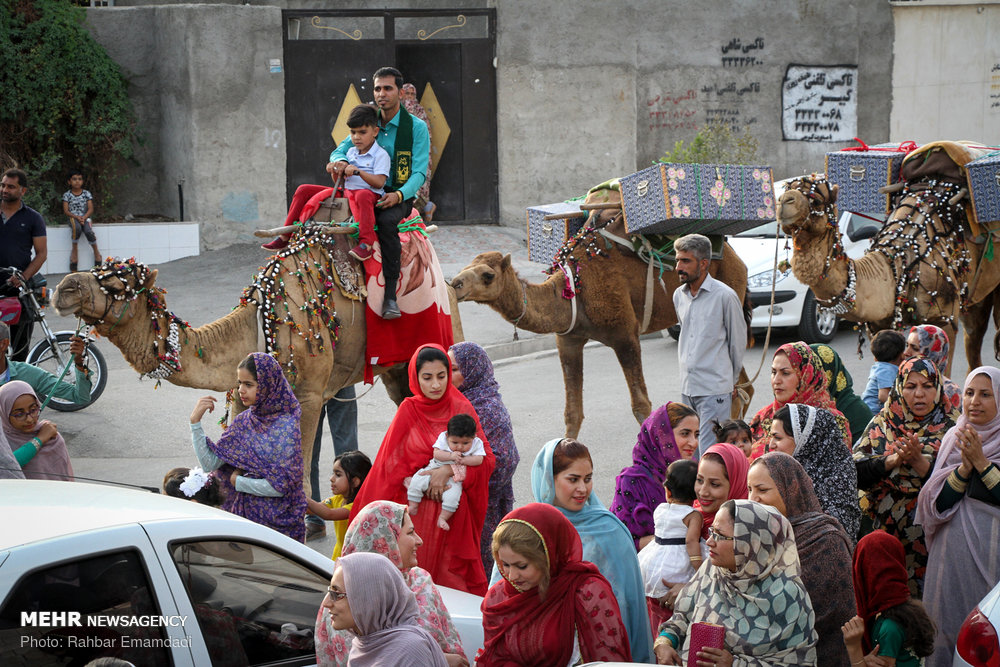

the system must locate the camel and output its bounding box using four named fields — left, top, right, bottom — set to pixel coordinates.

left=777, top=148, right=1000, bottom=371
left=450, top=189, right=753, bottom=438
left=52, top=231, right=462, bottom=494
